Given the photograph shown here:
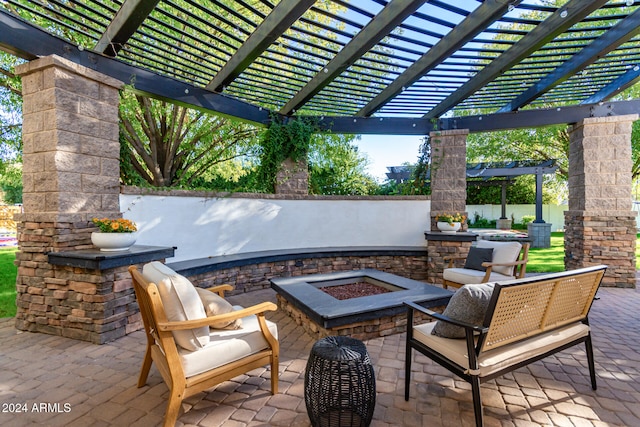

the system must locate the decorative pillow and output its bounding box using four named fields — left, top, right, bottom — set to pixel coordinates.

left=463, top=247, right=494, bottom=271
left=195, top=287, right=242, bottom=330
left=431, top=283, right=495, bottom=339
left=142, top=261, right=209, bottom=351
left=476, top=240, right=522, bottom=276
